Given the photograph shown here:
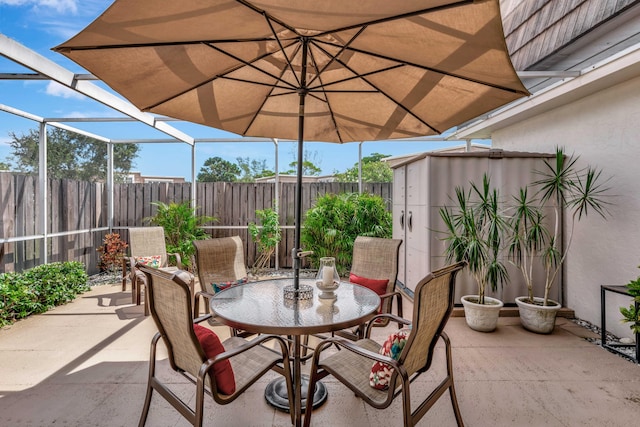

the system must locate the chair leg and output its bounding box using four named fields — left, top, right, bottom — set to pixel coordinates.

left=132, top=276, right=138, bottom=304
left=121, top=258, right=128, bottom=291
left=442, top=332, right=464, bottom=427
left=137, top=383, right=154, bottom=427
left=138, top=335, right=160, bottom=427
left=195, top=376, right=206, bottom=427
left=303, top=371, right=318, bottom=427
